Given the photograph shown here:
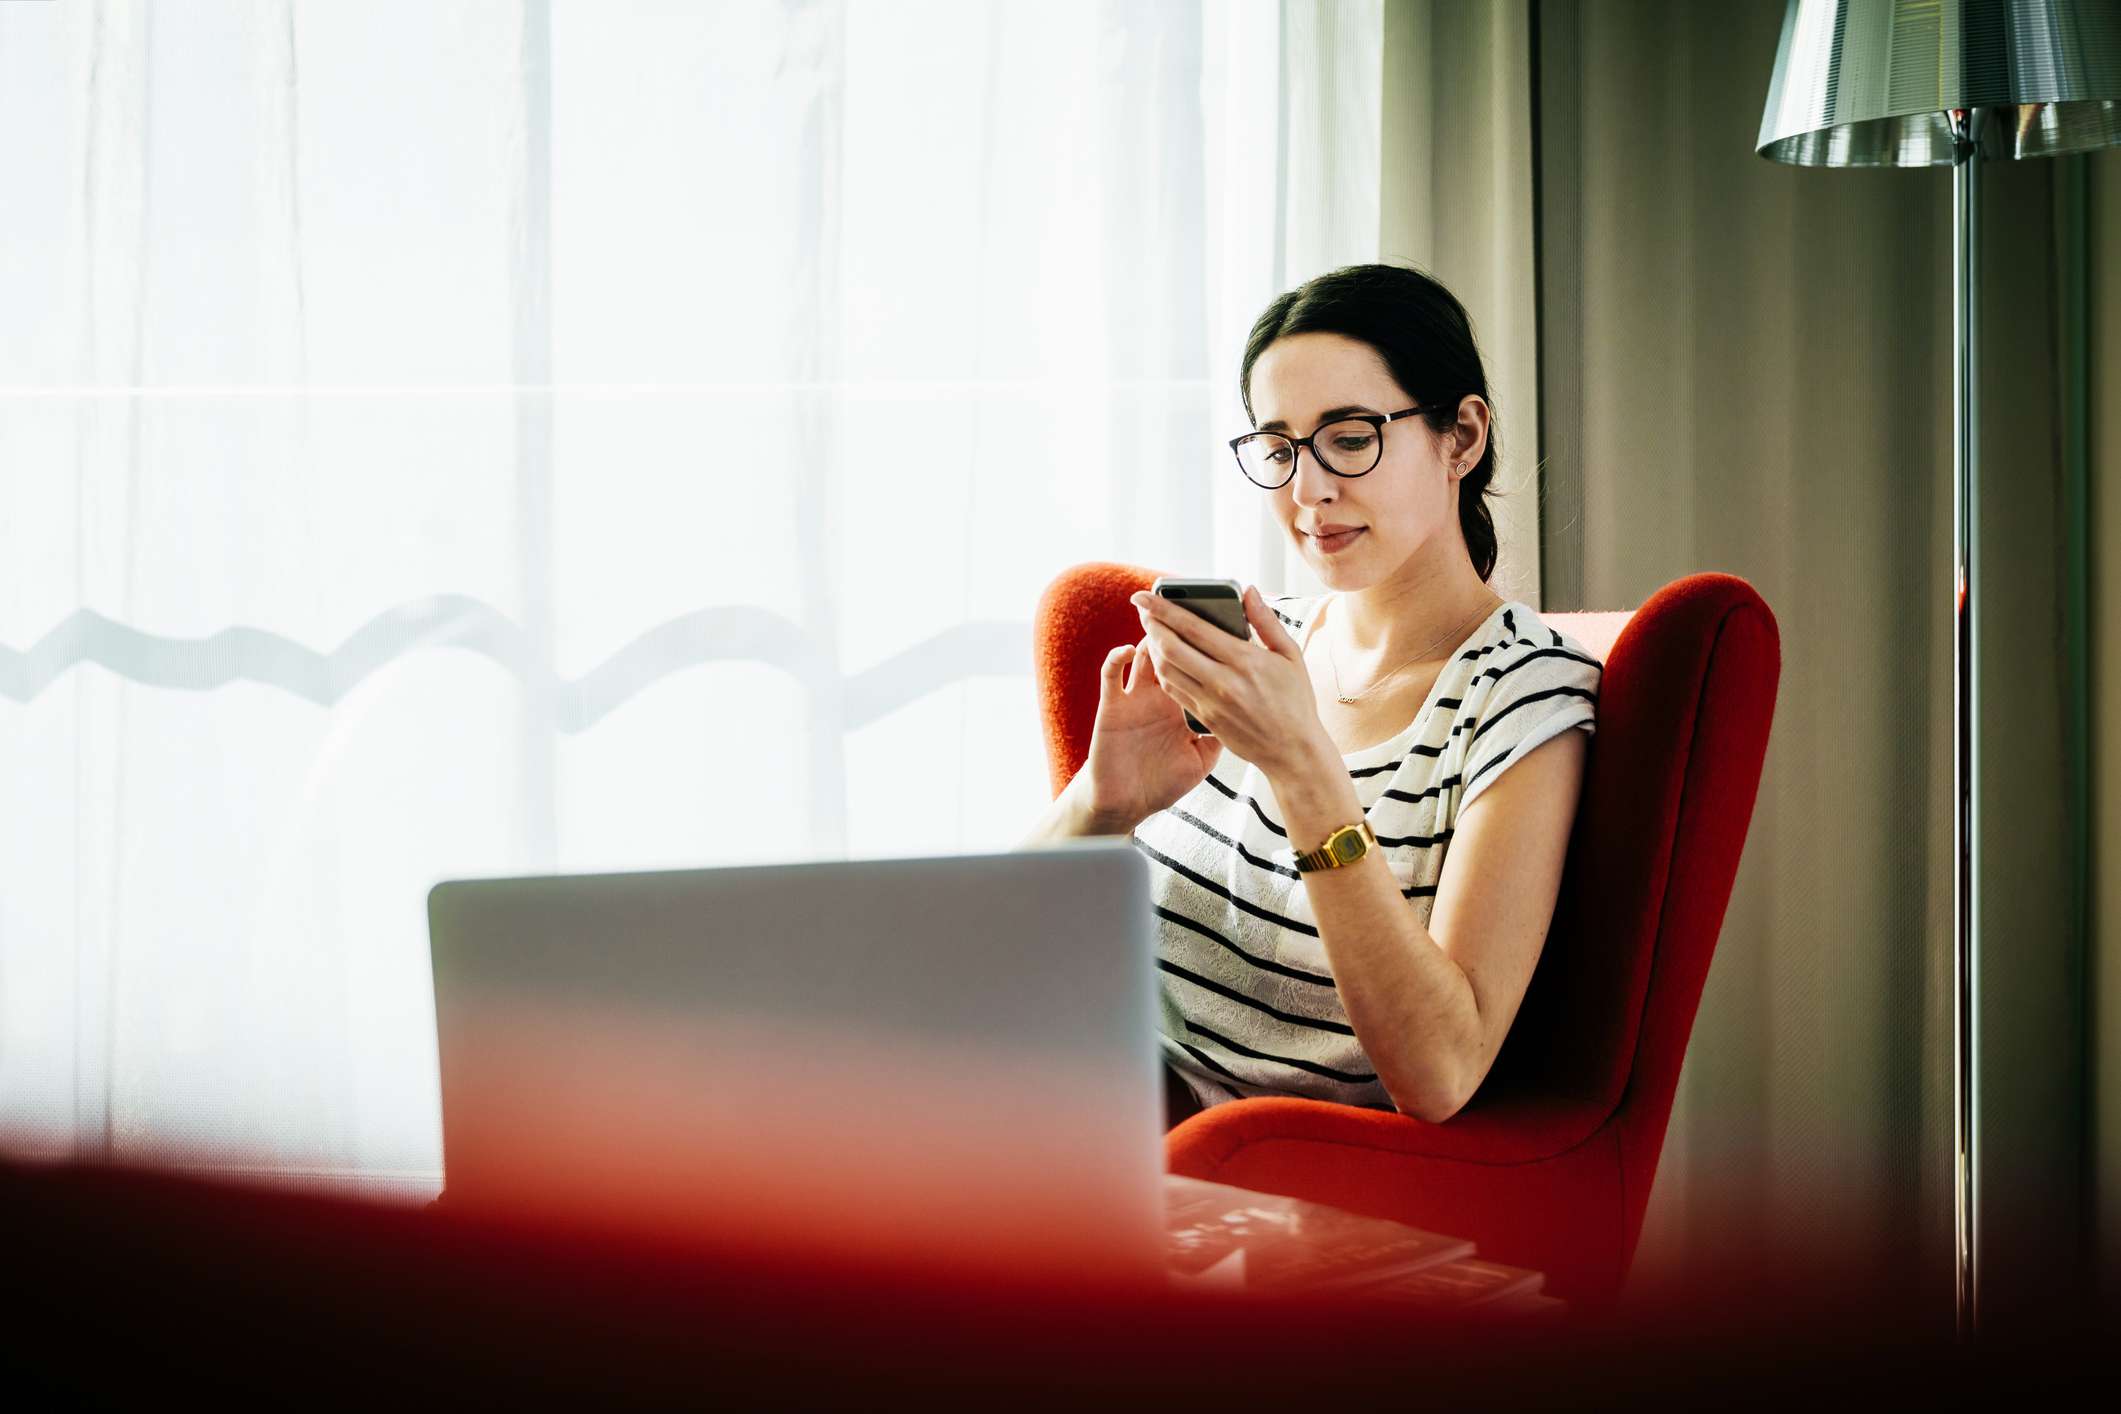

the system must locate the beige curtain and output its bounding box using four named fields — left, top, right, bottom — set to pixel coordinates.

left=1378, top=0, right=1541, bottom=606
left=2092, top=145, right=2121, bottom=1298
left=1246, top=0, right=1543, bottom=606
left=1539, top=0, right=2094, bottom=1331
